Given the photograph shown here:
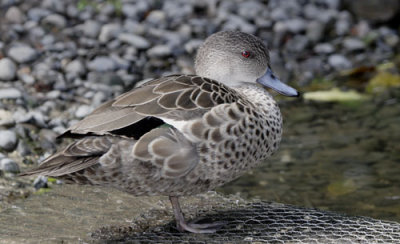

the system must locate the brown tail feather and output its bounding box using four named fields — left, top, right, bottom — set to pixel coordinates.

left=19, top=156, right=100, bottom=177
left=19, top=136, right=111, bottom=177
